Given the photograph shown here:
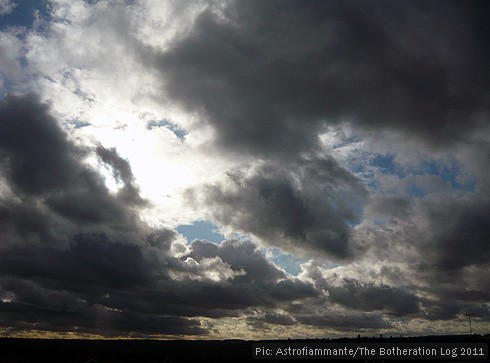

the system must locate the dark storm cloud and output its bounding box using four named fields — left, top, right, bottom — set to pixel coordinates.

left=188, top=239, right=285, bottom=283
left=430, top=201, right=490, bottom=271
left=327, top=280, right=420, bottom=317
left=0, top=94, right=204, bottom=334
left=419, top=295, right=490, bottom=322
left=158, top=0, right=489, bottom=157
left=0, top=234, right=154, bottom=290
left=0, top=93, right=81, bottom=195
left=341, top=192, right=490, bottom=325
left=246, top=311, right=296, bottom=329
left=301, top=262, right=421, bottom=318
left=190, top=156, right=366, bottom=258
left=0, top=97, right=327, bottom=335
left=262, top=311, right=296, bottom=326
left=0, top=94, right=142, bottom=234
left=177, top=239, right=318, bottom=308
left=391, top=197, right=490, bottom=322
left=0, top=298, right=207, bottom=336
